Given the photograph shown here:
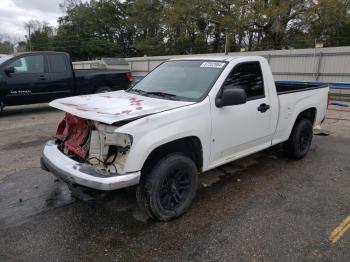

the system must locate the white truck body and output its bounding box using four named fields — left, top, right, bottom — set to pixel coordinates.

left=42, top=55, right=328, bottom=194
